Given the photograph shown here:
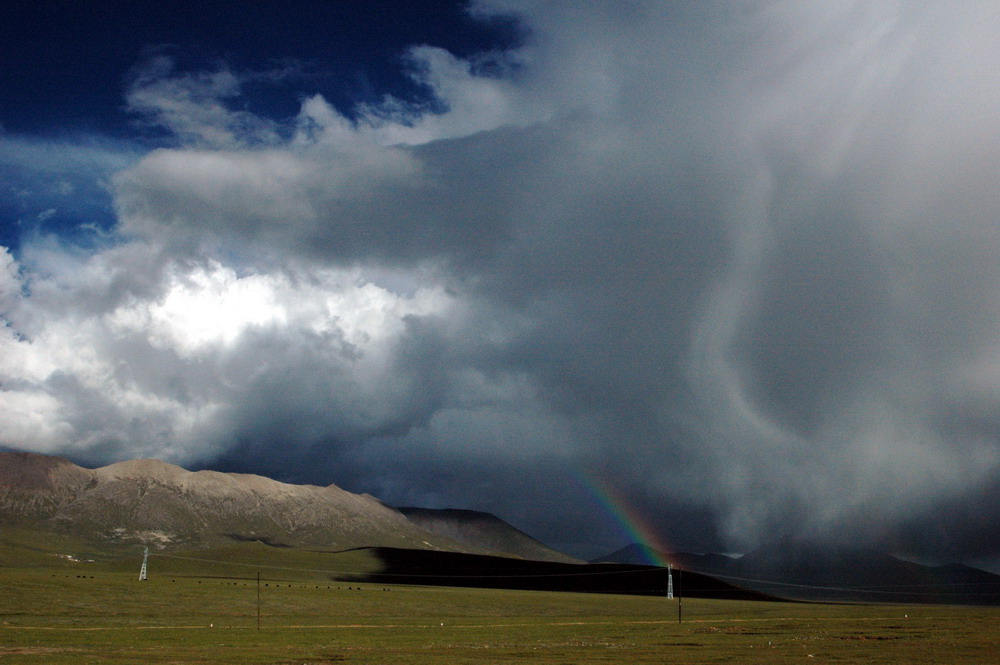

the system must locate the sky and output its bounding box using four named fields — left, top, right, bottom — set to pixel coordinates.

left=3, top=0, right=1000, bottom=566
